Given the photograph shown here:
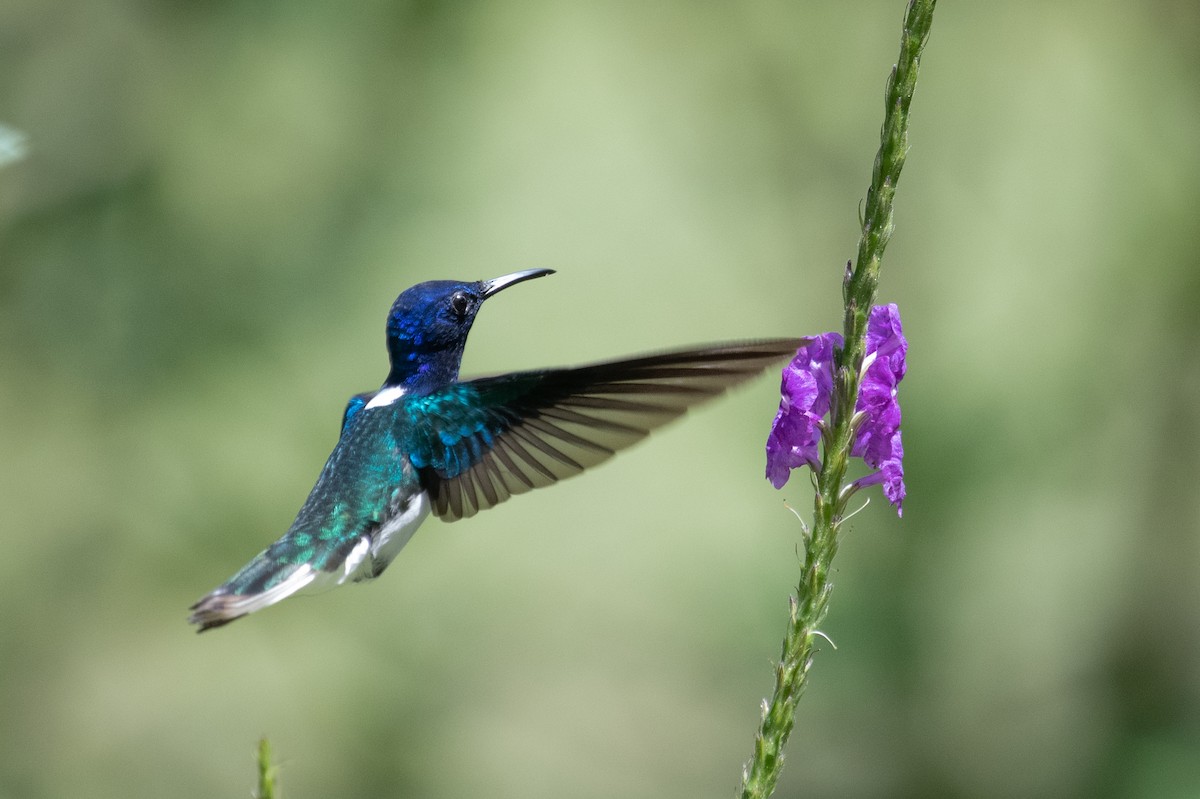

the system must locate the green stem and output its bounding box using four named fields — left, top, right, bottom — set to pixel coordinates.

left=256, top=737, right=280, bottom=799
left=739, top=2, right=936, bottom=798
